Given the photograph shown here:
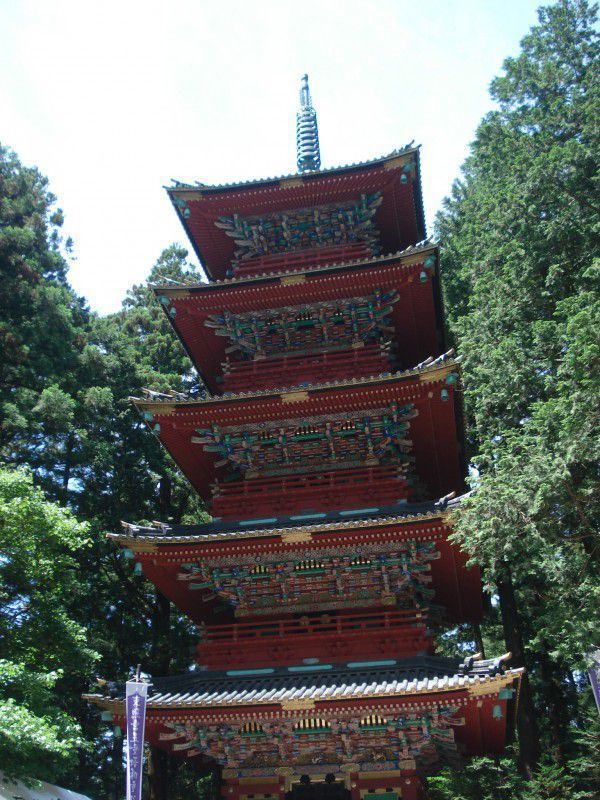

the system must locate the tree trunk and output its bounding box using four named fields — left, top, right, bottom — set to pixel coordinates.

left=148, top=746, right=169, bottom=800
left=497, top=569, right=541, bottom=778
left=472, top=622, right=486, bottom=658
